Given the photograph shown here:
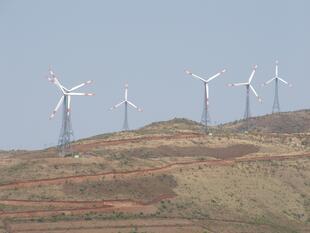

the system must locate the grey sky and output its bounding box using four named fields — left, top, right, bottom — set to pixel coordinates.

left=0, top=0, right=309, bottom=149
